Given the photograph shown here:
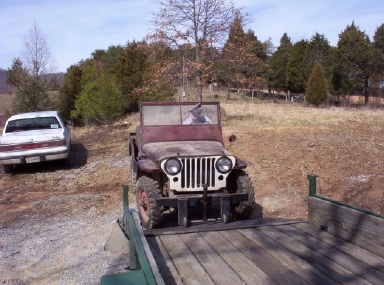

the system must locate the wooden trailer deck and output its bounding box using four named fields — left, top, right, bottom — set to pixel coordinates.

left=146, top=221, right=384, bottom=285
left=101, top=176, right=384, bottom=285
